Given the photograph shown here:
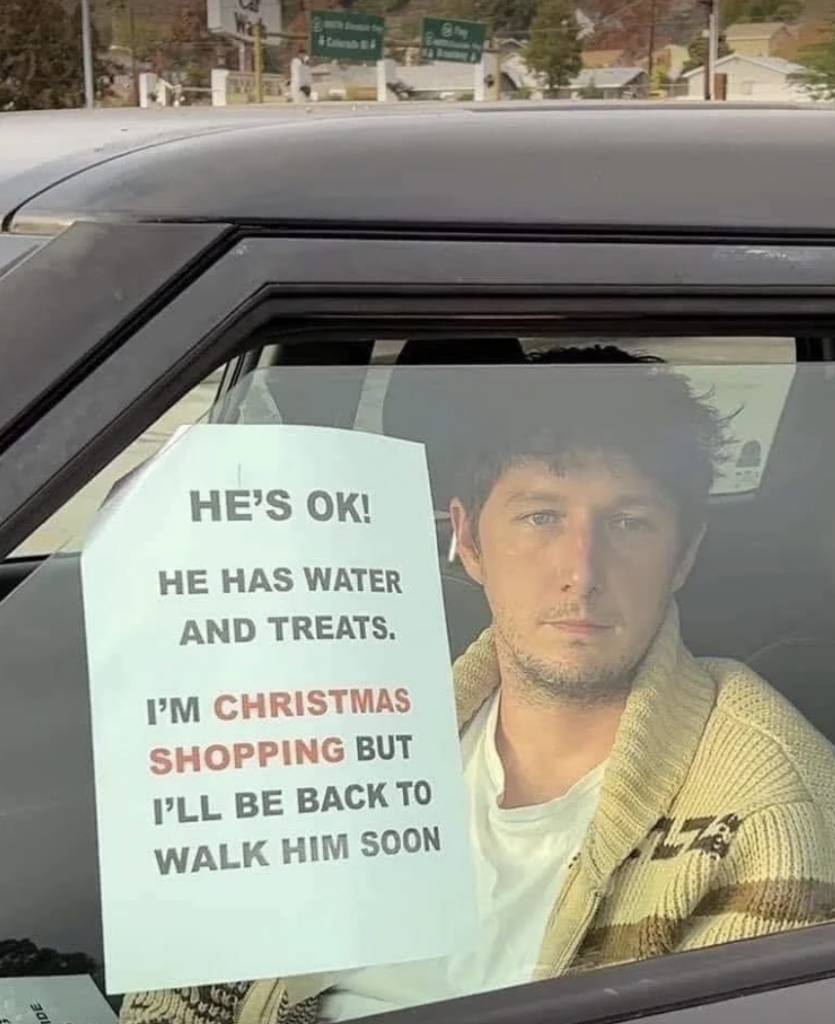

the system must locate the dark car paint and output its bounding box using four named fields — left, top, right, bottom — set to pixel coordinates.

left=0, top=221, right=230, bottom=453
left=9, top=106, right=835, bottom=237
